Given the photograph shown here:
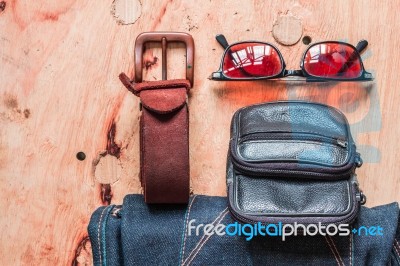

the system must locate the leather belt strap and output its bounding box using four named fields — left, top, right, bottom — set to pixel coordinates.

left=119, top=32, right=194, bottom=204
